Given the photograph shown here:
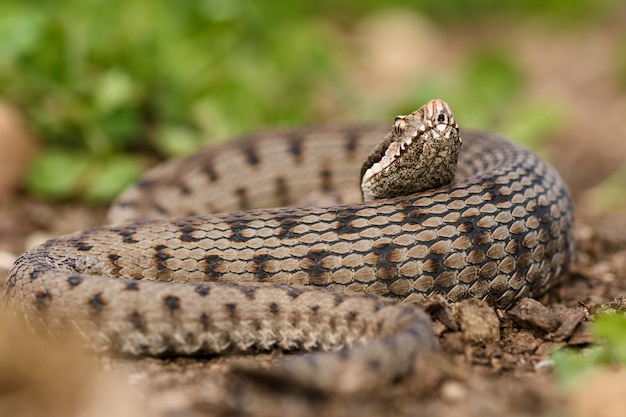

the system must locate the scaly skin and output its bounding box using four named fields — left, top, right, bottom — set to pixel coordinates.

left=3, top=100, right=574, bottom=393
